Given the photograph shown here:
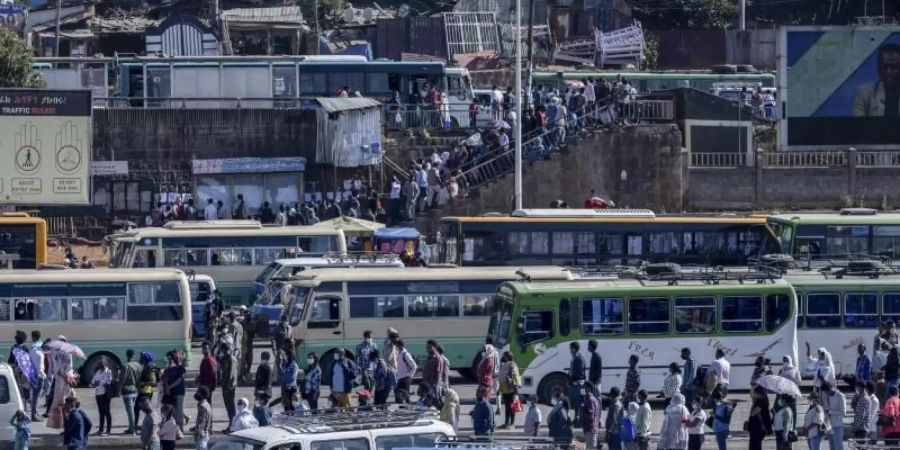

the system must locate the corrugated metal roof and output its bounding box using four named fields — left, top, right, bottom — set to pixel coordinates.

left=221, top=6, right=304, bottom=24
left=315, top=97, right=382, bottom=113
